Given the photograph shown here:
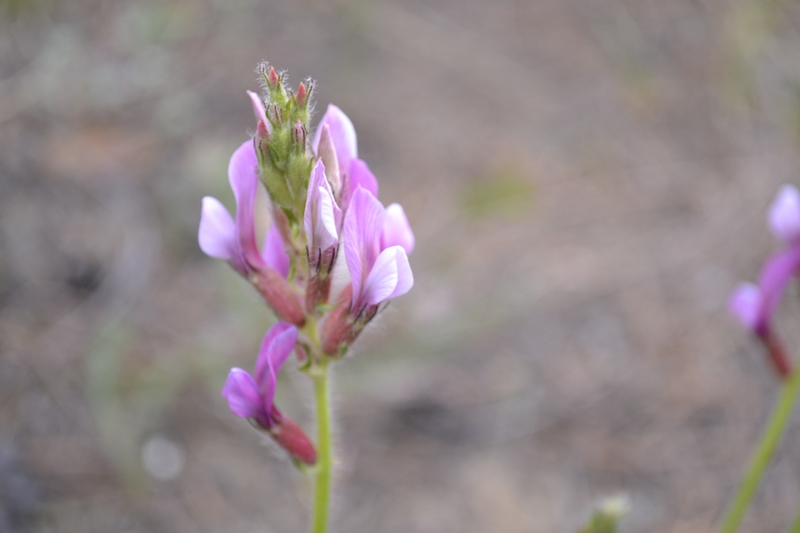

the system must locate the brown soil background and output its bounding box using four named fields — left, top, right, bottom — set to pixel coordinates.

left=3, top=1, right=800, bottom=532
